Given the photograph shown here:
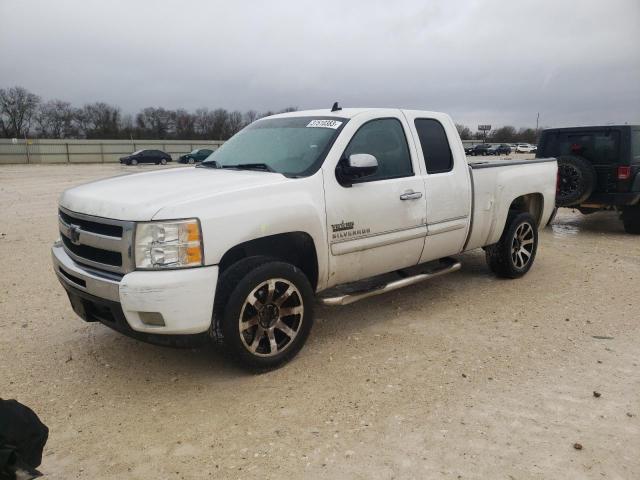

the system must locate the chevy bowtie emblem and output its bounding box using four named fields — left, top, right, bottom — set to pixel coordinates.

left=69, top=224, right=81, bottom=245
